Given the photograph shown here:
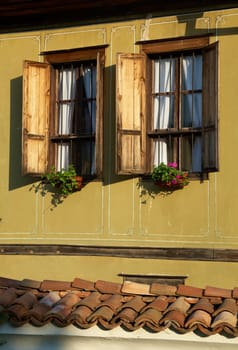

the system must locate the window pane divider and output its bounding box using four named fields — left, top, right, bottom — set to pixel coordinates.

left=148, top=128, right=202, bottom=136
left=51, top=134, right=95, bottom=141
